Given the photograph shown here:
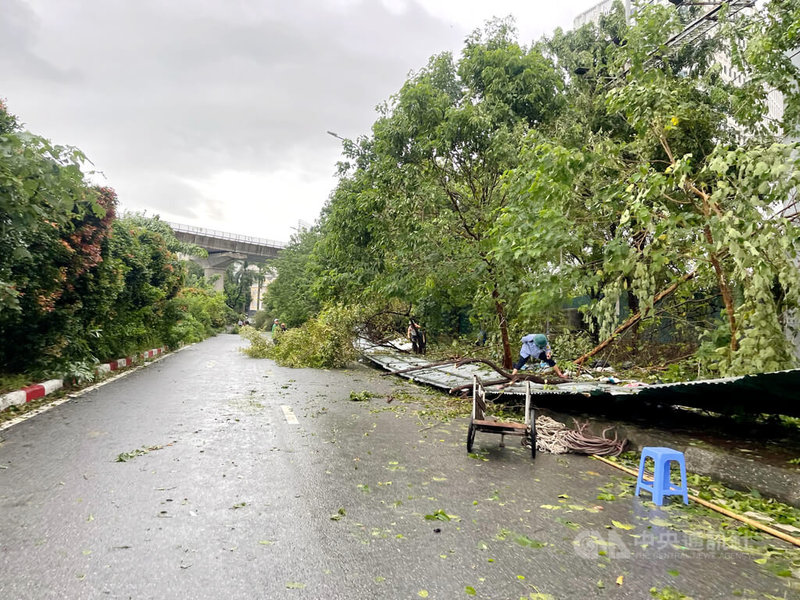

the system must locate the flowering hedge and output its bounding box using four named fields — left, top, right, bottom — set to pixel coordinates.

left=0, top=101, right=231, bottom=376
